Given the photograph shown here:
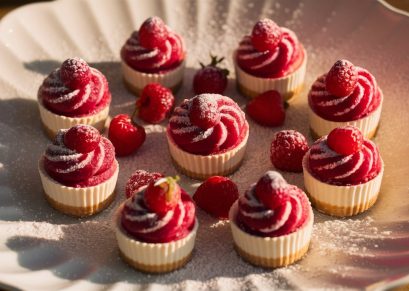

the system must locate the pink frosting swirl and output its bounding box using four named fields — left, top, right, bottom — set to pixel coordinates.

left=235, top=28, right=304, bottom=78
left=43, top=130, right=116, bottom=187
left=121, top=190, right=196, bottom=243
left=308, top=68, right=382, bottom=122
left=39, top=68, right=110, bottom=117
left=307, top=136, right=382, bottom=185
left=168, top=94, right=248, bottom=155
left=236, top=174, right=310, bottom=237
left=121, top=30, right=184, bottom=74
